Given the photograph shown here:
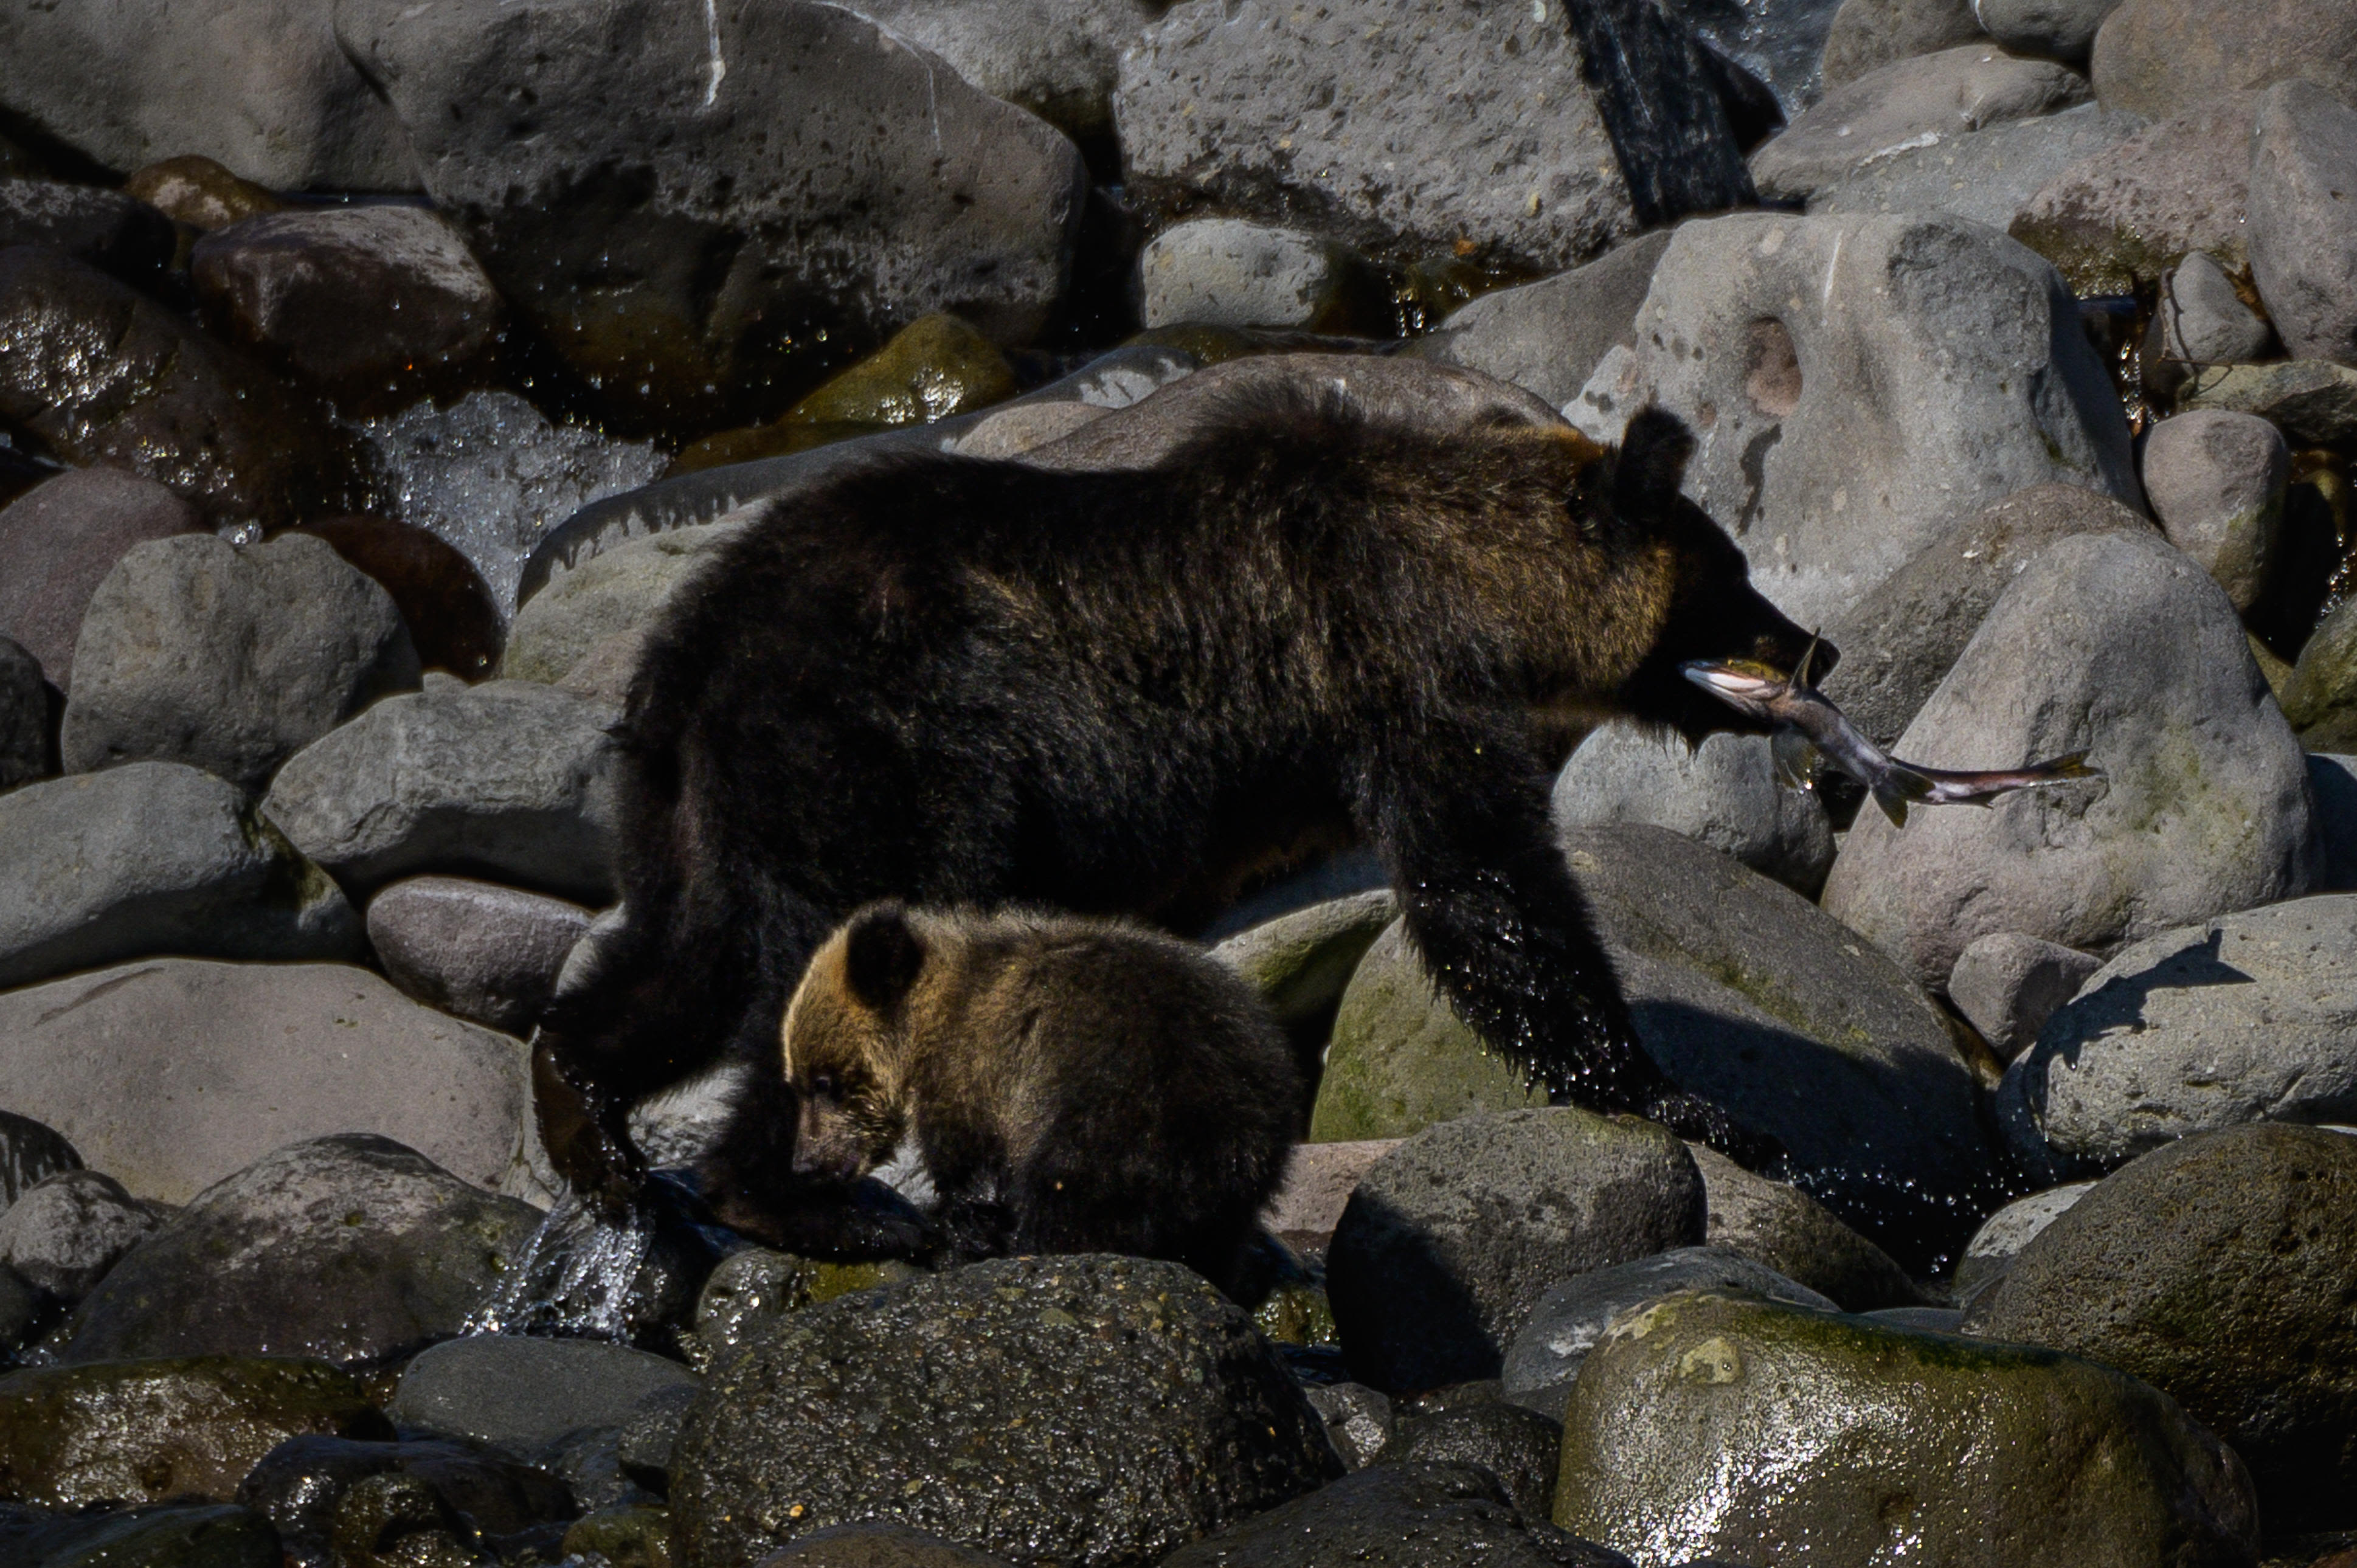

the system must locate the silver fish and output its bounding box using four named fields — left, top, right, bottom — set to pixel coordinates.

left=1680, top=640, right=2100, bottom=827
